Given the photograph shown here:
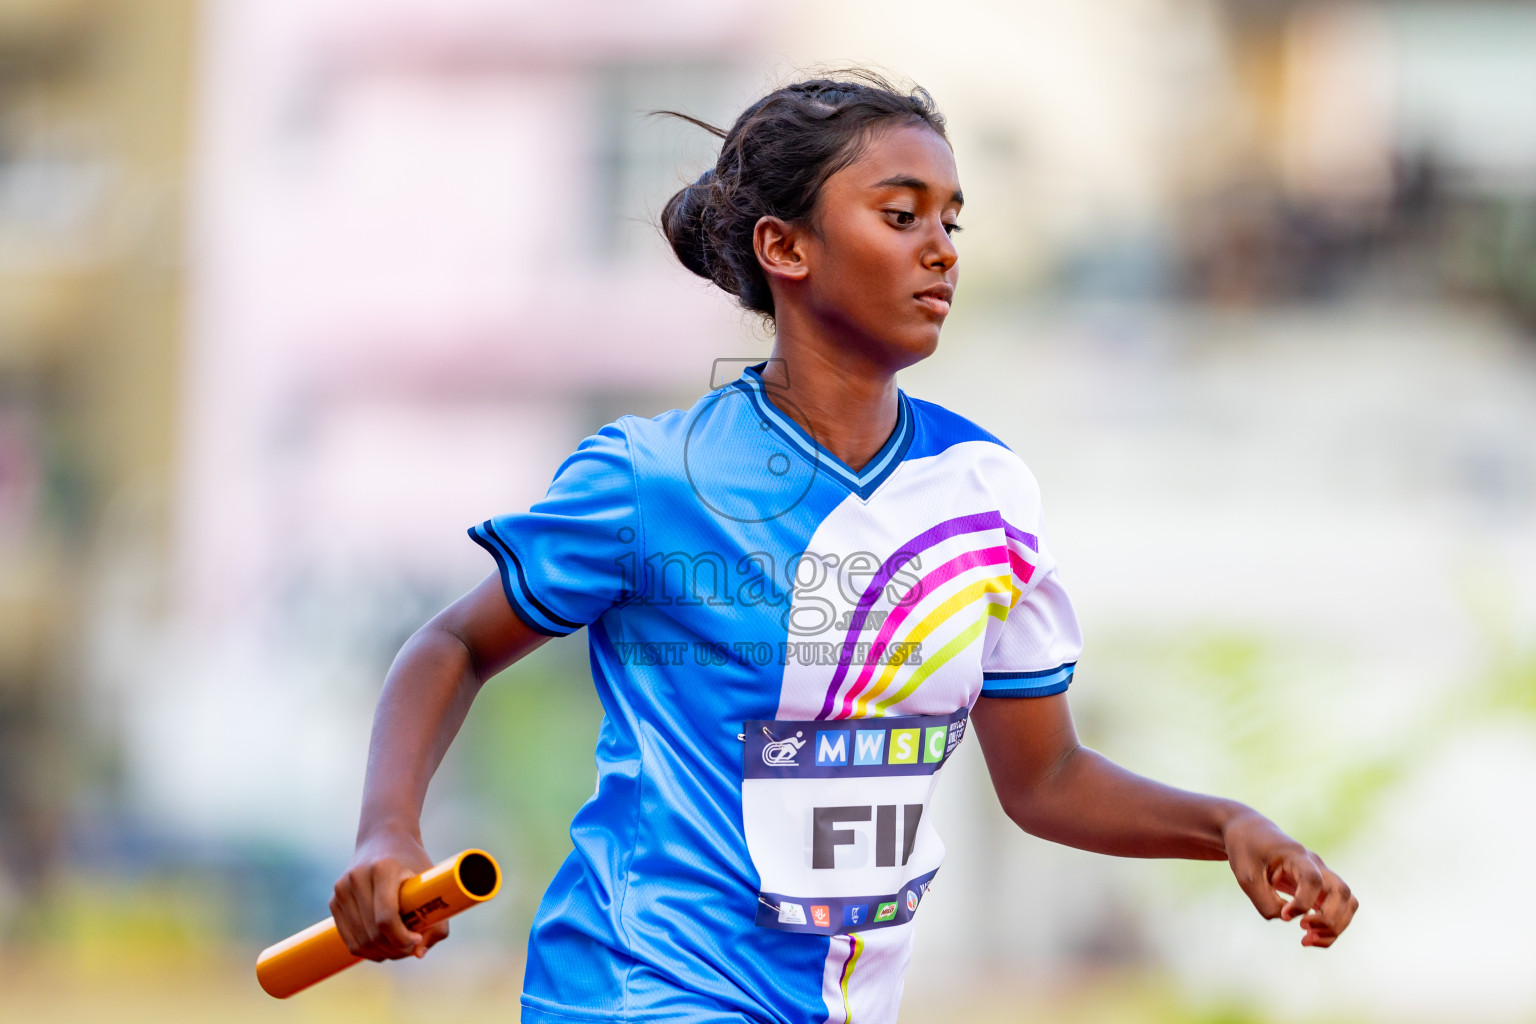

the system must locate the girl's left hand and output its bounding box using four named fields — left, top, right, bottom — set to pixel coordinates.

left=1222, top=810, right=1359, bottom=947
